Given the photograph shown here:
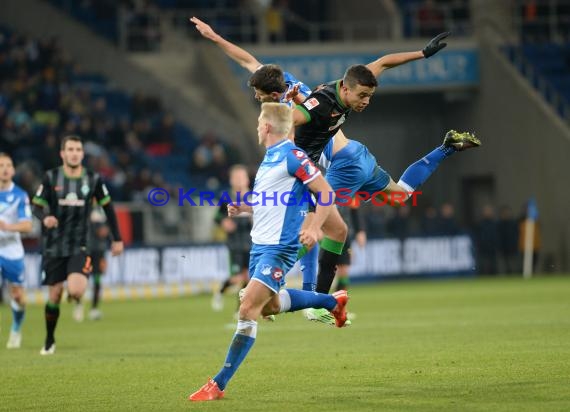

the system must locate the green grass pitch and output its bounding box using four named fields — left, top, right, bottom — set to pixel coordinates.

left=1, top=275, right=570, bottom=411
